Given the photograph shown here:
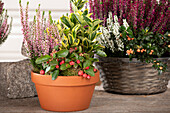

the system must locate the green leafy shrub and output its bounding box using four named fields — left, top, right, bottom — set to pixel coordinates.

left=35, top=0, right=106, bottom=80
